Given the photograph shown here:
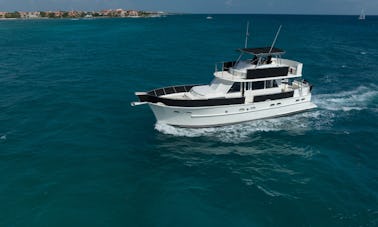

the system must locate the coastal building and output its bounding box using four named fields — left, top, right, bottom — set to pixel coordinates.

left=20, top=11, right=40, bottom=18
left=116, top=9, right=126, bottom=17
left=54, top=11, right=63, bottom=17
left=128, top=10, right=139, bottom=17
left=100, top=10, right=110, bottom=16
left=18, top=12, right=26, bottom=18
left=68, top=11, right=77, bottom=17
